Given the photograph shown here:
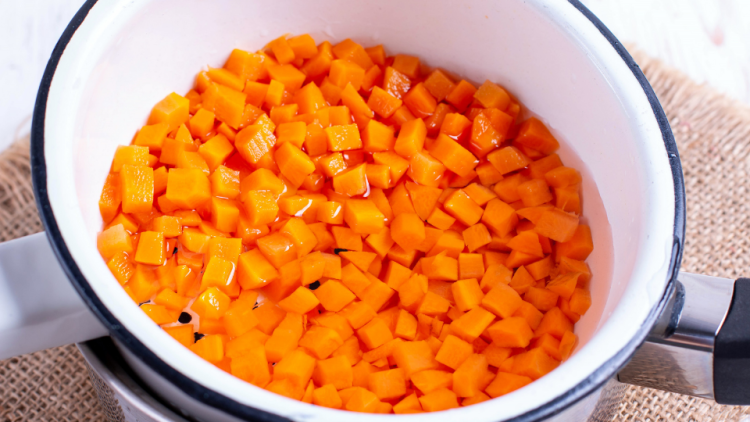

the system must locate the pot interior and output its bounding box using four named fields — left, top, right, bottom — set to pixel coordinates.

left=40, top=0, right=677, bottom=420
